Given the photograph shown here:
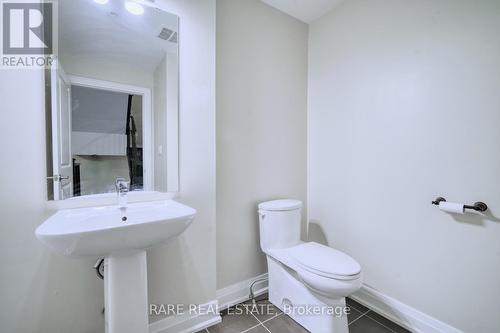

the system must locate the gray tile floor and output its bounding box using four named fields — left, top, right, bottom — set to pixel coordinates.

left=198, top=295, right=411, bottom=333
